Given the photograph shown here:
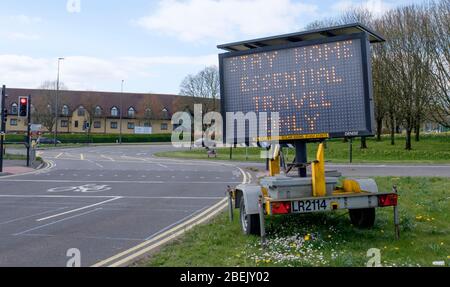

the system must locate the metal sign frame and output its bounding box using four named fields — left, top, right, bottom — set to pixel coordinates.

left=219, top=32, right=375, bottom=143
